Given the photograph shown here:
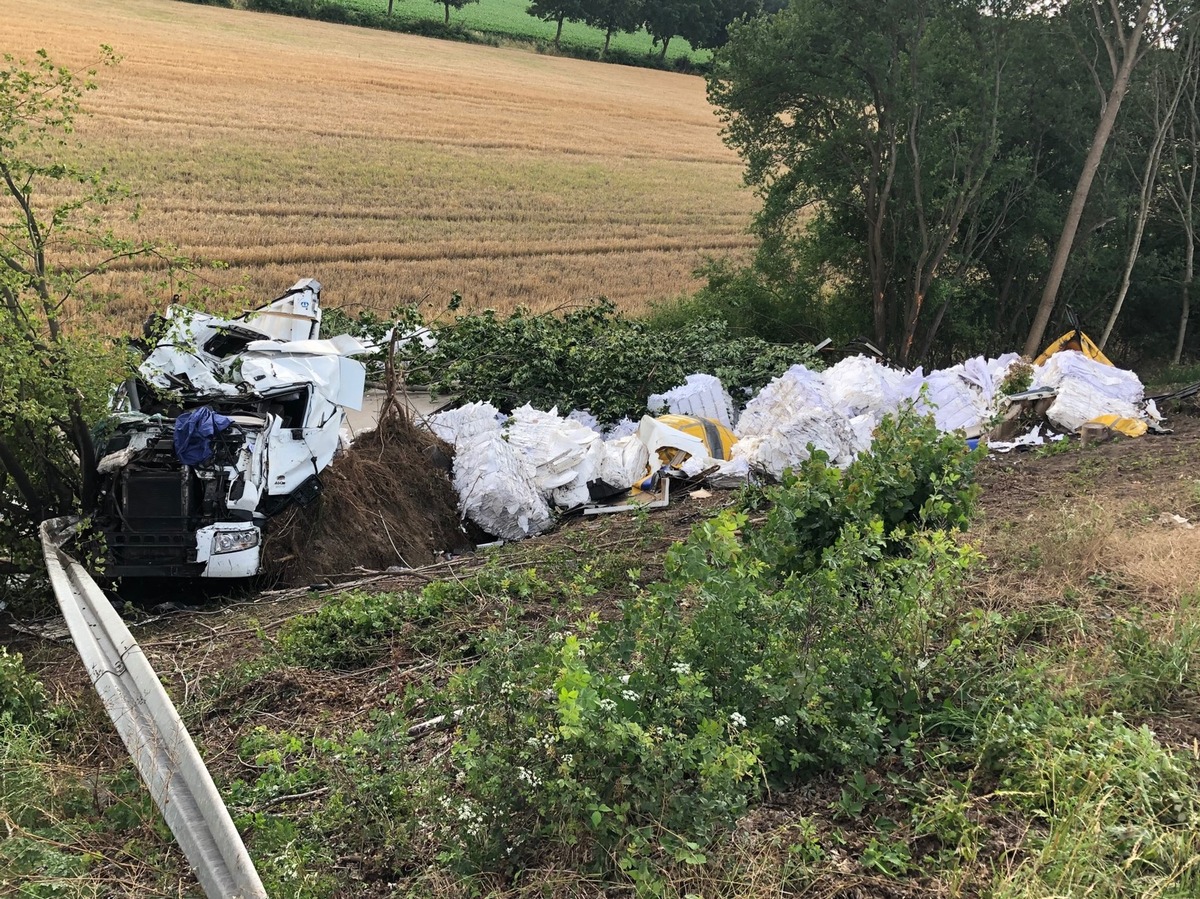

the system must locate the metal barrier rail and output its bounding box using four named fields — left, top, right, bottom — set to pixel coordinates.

left=40, top=518, right=267, bottom=899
